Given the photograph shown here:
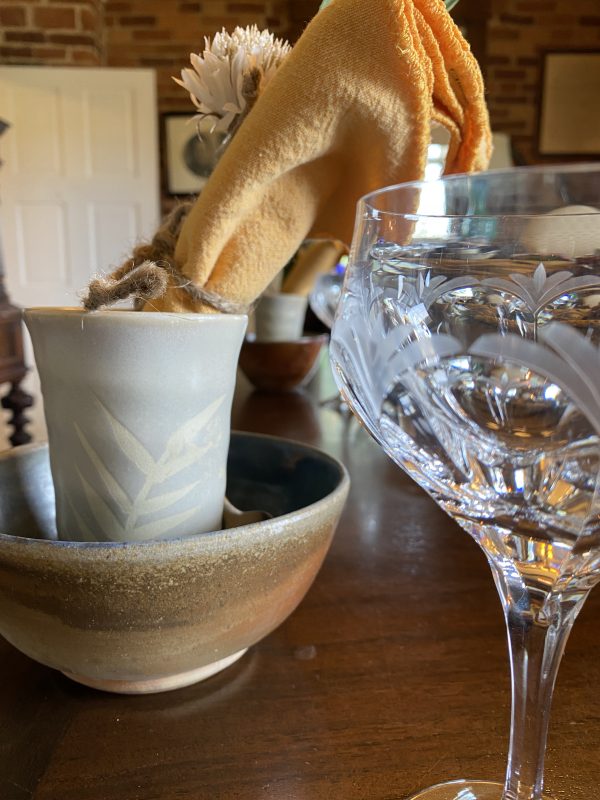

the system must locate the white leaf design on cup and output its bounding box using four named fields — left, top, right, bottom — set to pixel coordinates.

left=71, top=395, right=225, bottom=541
